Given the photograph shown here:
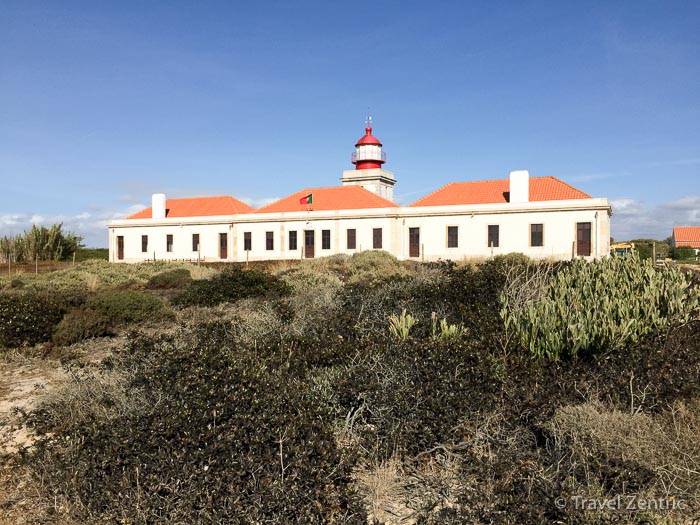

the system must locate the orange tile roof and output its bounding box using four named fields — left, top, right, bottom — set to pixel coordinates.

left=673, top=227, right=700, bottom=248
left=409, top=176, right=591, bottom=207
left=126, top=196, right=254, bottom=219
left=254, top=186, right=396, bottom=213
